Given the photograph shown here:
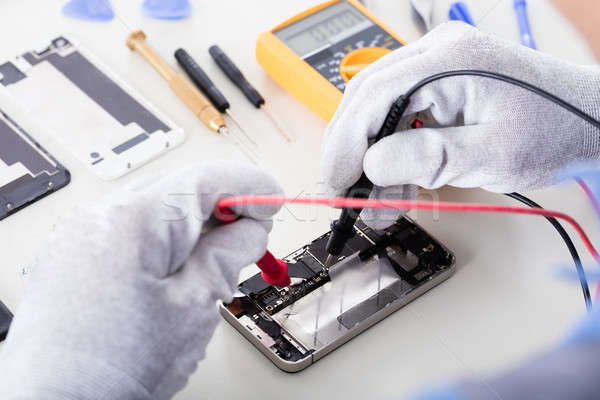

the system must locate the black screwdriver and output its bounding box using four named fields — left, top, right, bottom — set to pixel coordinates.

left=208, top=45, right=291, bottom=142
left=174, top=48, right=256, bottom=146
